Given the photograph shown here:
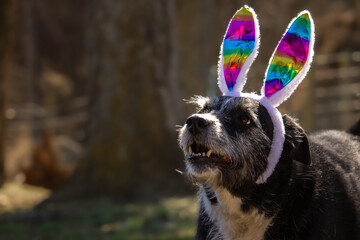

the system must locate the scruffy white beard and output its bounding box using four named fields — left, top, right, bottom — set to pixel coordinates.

left=185, top=163, right=223, bottom=186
